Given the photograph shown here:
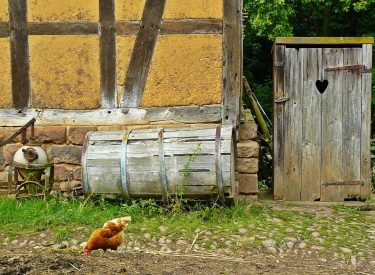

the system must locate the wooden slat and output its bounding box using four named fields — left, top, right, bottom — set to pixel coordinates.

left=120, top=0, right=166, bottom=107
left=28, top=22, right=98, bottom=35
left=272, top=44, right=285, bottom=200
left=360, top=43, right=372, bottom=199
left=99, top=0, right=116, bottom=108
left=0, top=105, right=221, bottom=126
left=301, top=48, right=322, bottom=201
left=9, top=0, right=29, bottom=109
left=321, top=48, right=344, bottom=202
left=222, top=0, right=242, bottom=132
left=0, top=22, right=8, bottom=38
left=341, top=48, right=362, bottom=200
left=283, top=48, right=302, bottom=201
left=160, top=19, right=222, bottom=34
